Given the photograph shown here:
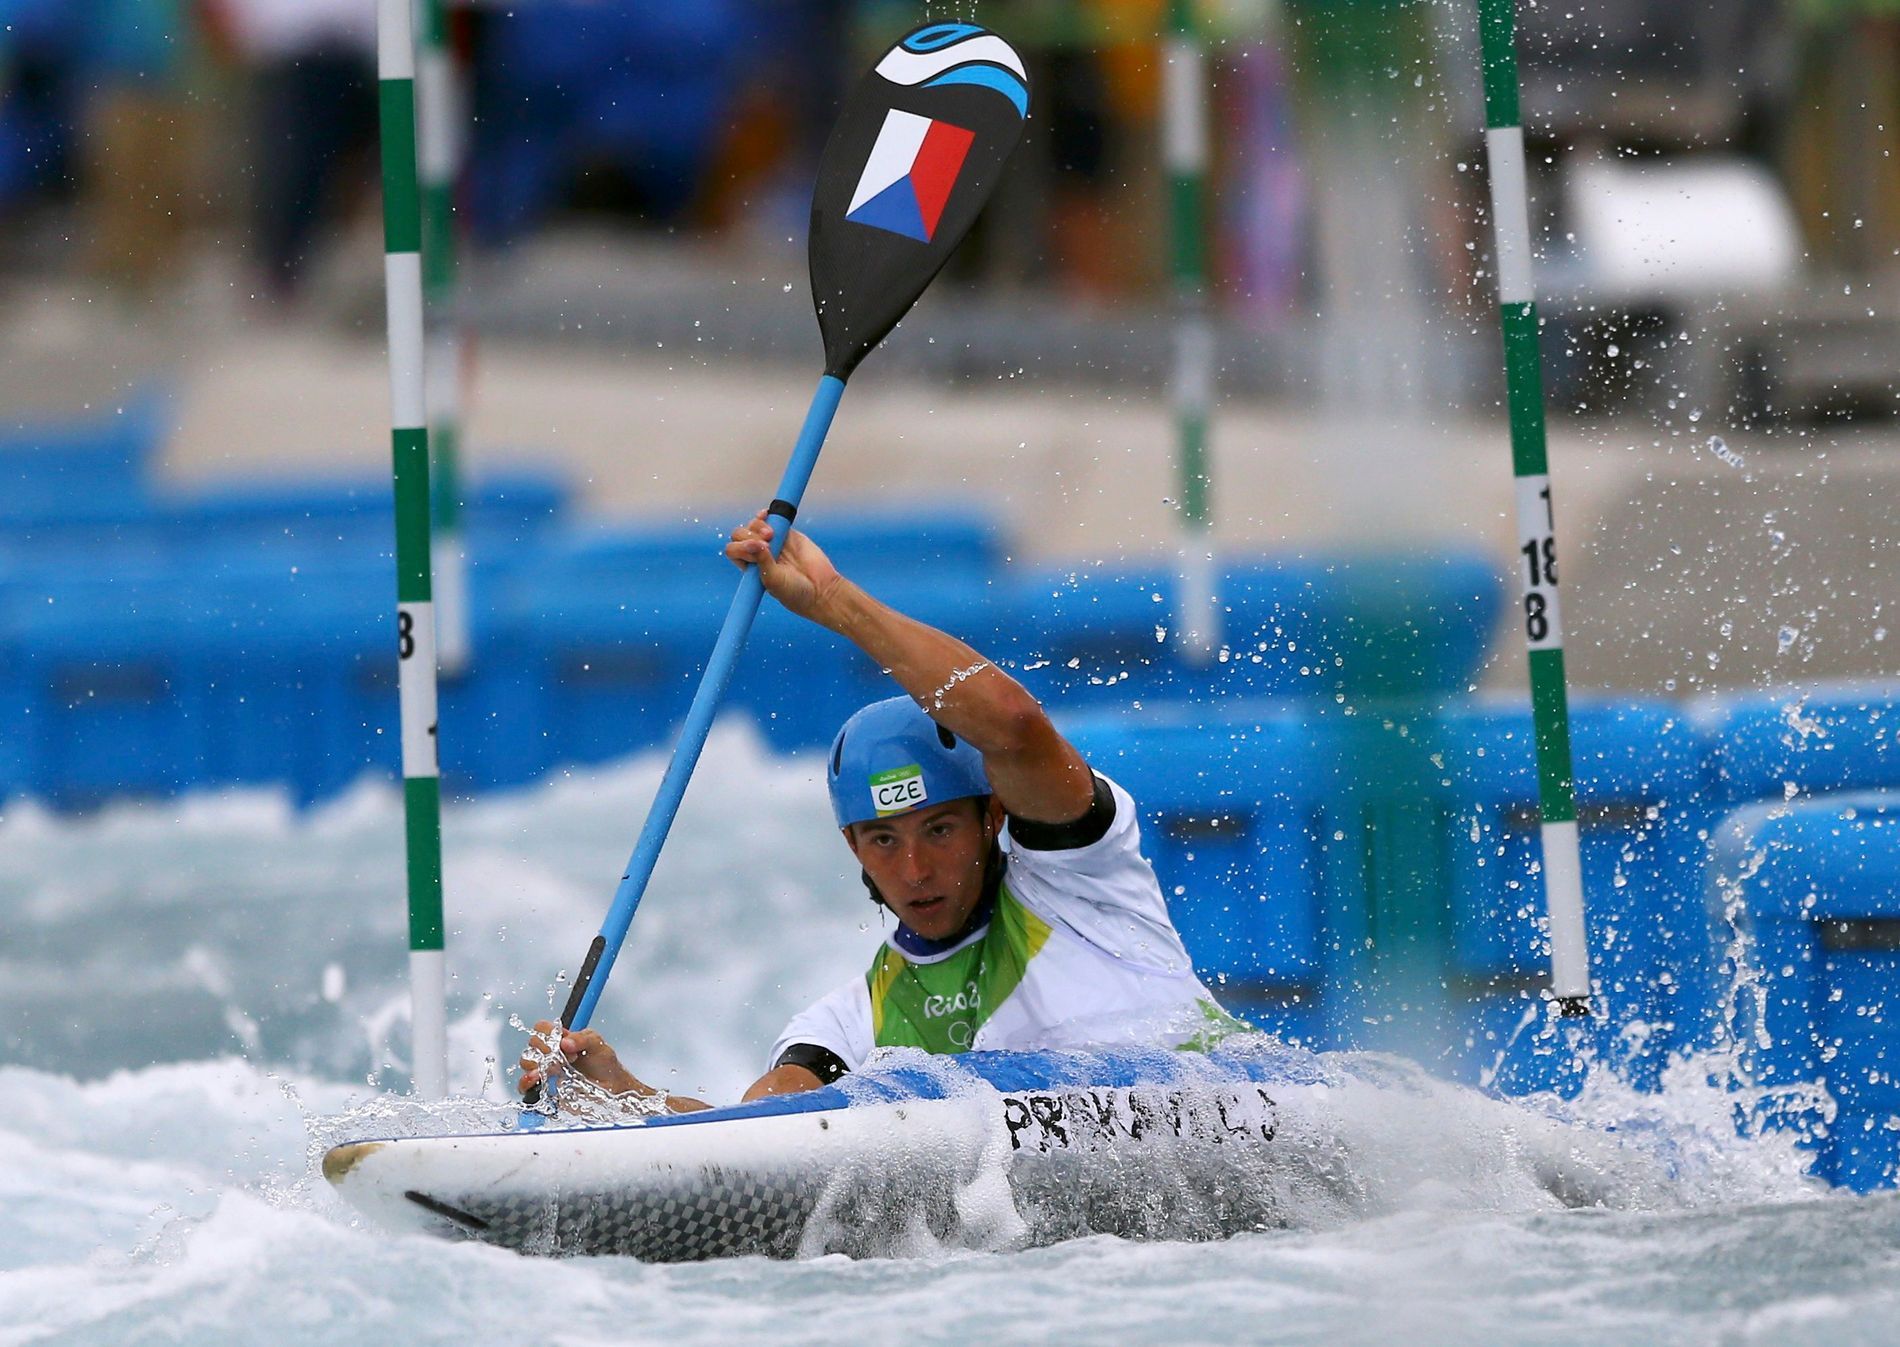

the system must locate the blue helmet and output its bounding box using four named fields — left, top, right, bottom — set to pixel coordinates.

left=827, top=696, right=991, bottom=828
